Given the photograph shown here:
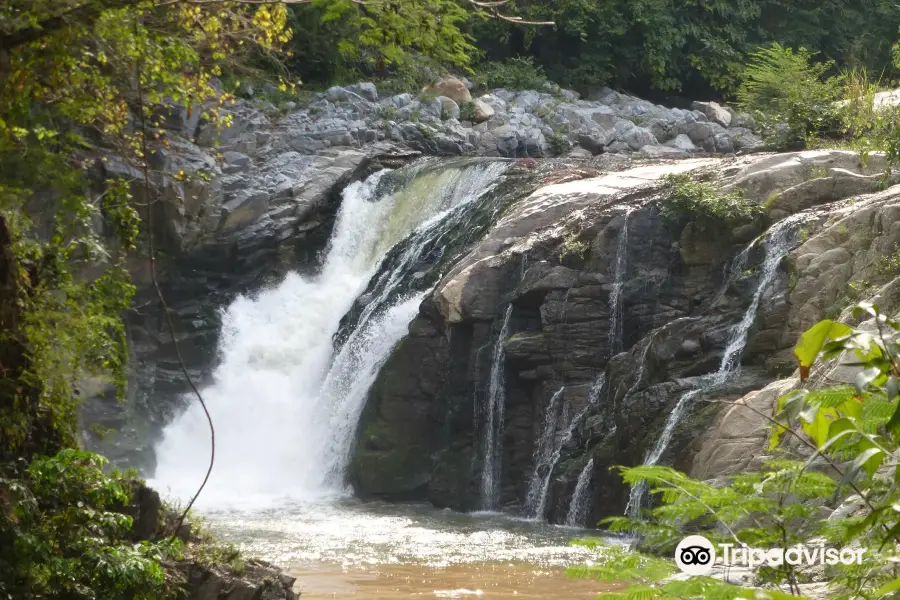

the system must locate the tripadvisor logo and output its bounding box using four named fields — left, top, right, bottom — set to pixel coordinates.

left=675, top=535, right=716, bottom=576
left=674, top=535, right=866, bottom=576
